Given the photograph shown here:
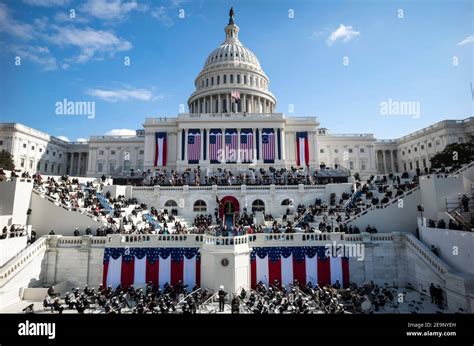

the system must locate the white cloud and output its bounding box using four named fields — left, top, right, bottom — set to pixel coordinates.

left=76, top=138, right=88, bottom=142
left=151, top=6, right=174, bottom=27
left=105, top=129, right=136, bottom=136
left=23, top=0, right=70, bottom=6
left=47, top=26, right=132, bottom=63
left=457, top=35, right=474, bottom=46
left=81, top=0, right=140, bottom=20
left=0, top=3, right=35, bottom=40
left=86, top=86, right=159, bottom=102
left=57, top=135, right=69, bottom=142
left=10, top=44, right=58, bottom=70
left=327, top=24, right=360, bottom=46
